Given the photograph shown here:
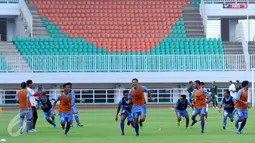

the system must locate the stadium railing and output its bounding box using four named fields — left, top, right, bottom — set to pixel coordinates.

left=0, top=0, right=18, bottom=3
left=0, top=88, right=247, bottom=106
left=0, top=55, right=251, bottom=72
left=203, top=0, right=255, bottom=3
